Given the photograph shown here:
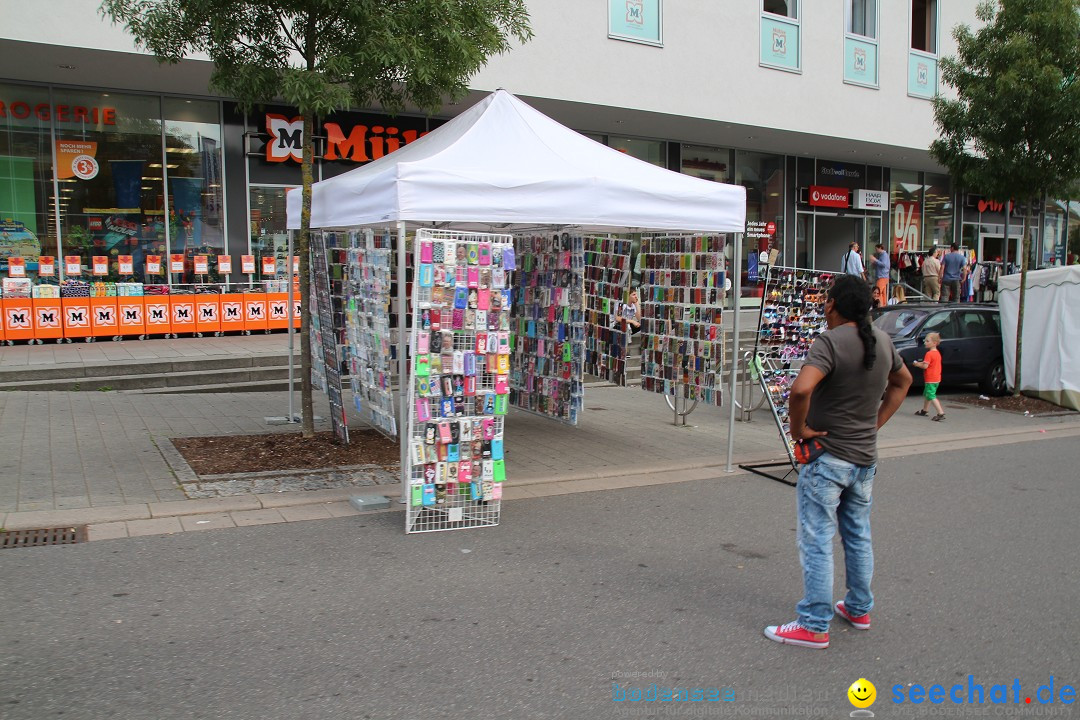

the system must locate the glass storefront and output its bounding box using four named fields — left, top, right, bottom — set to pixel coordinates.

left=249, top=186, right=297, bottom=281
left=608, top=136, right=665, bottom=167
